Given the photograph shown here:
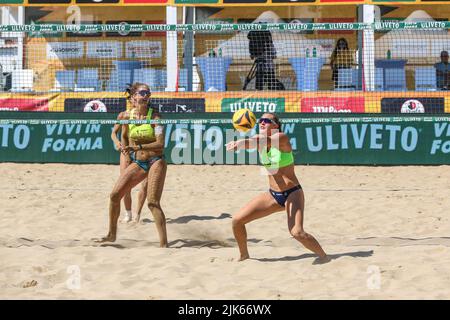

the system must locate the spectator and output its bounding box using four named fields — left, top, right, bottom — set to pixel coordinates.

left=330, top=38, right=354, bottom=89
left=434, top=50, right=449, bottom=90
